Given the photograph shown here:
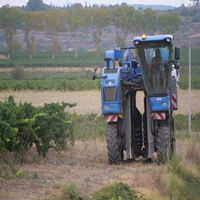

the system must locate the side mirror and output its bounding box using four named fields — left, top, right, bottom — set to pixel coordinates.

left=92, top=68, right=98, bottom=80
left=175, top=47, right=180, bottom=60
